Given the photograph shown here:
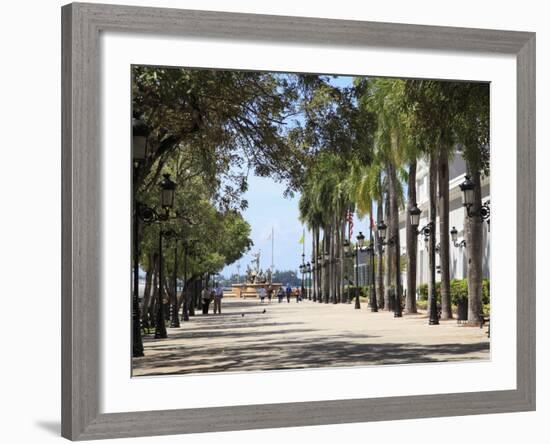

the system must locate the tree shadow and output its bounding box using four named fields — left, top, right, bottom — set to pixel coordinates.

left=135, top=335, right=489, bottom=376
left=135, top=300, right=490, bottom=376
